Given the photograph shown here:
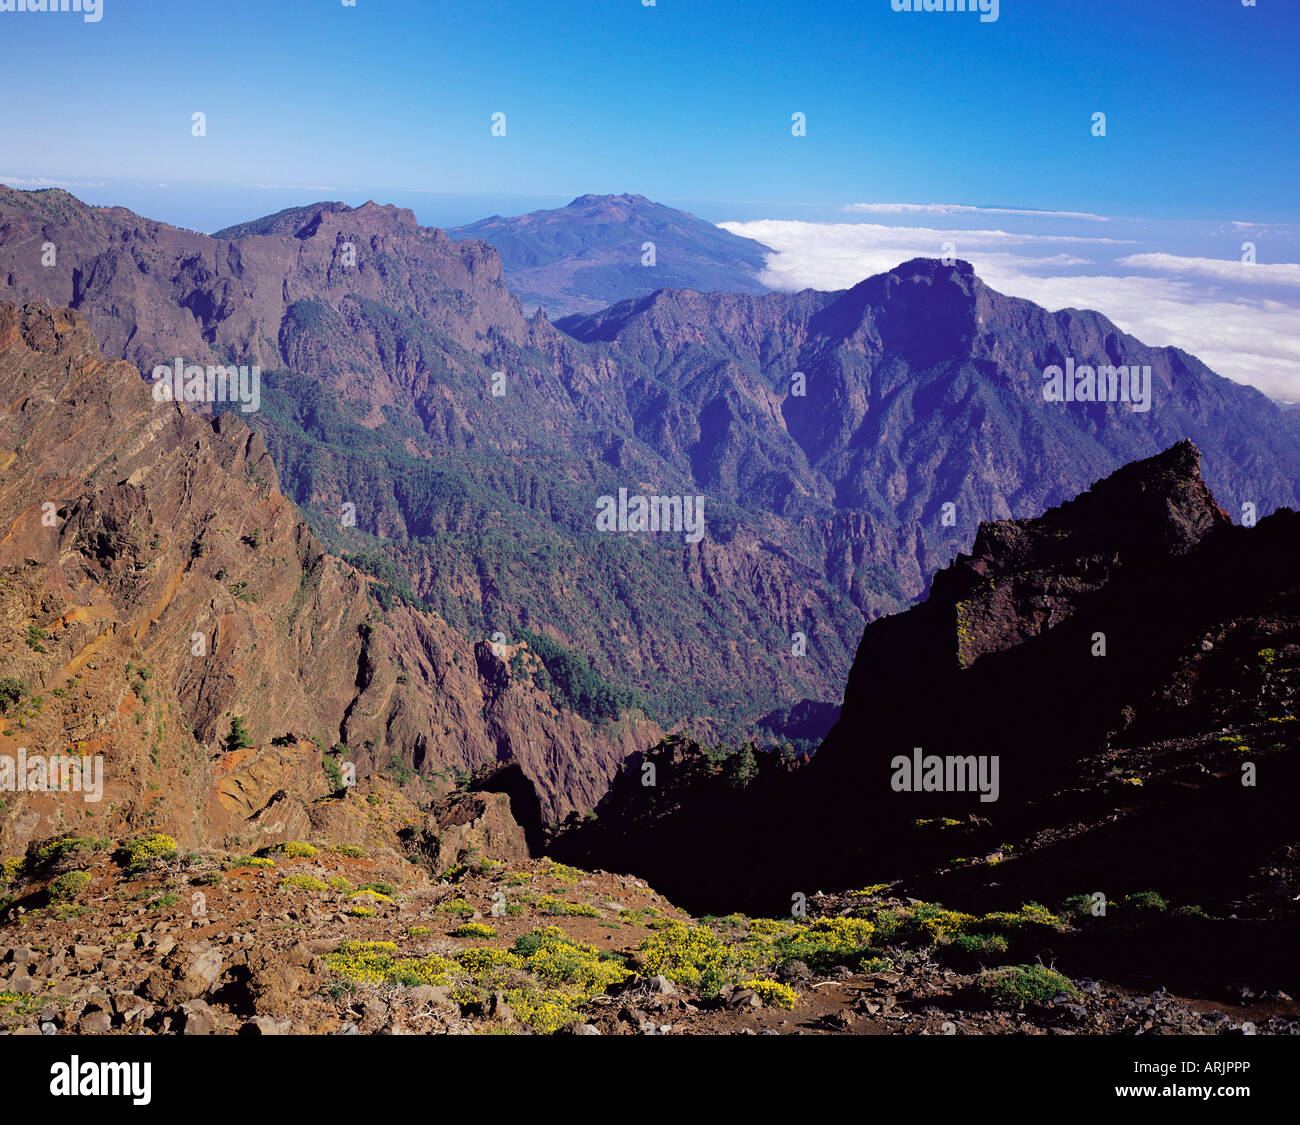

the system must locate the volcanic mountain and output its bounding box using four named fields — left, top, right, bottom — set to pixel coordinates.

left=446, top=193, right=773, bottom=317
left=4, top=185, right=1300, bottom=747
